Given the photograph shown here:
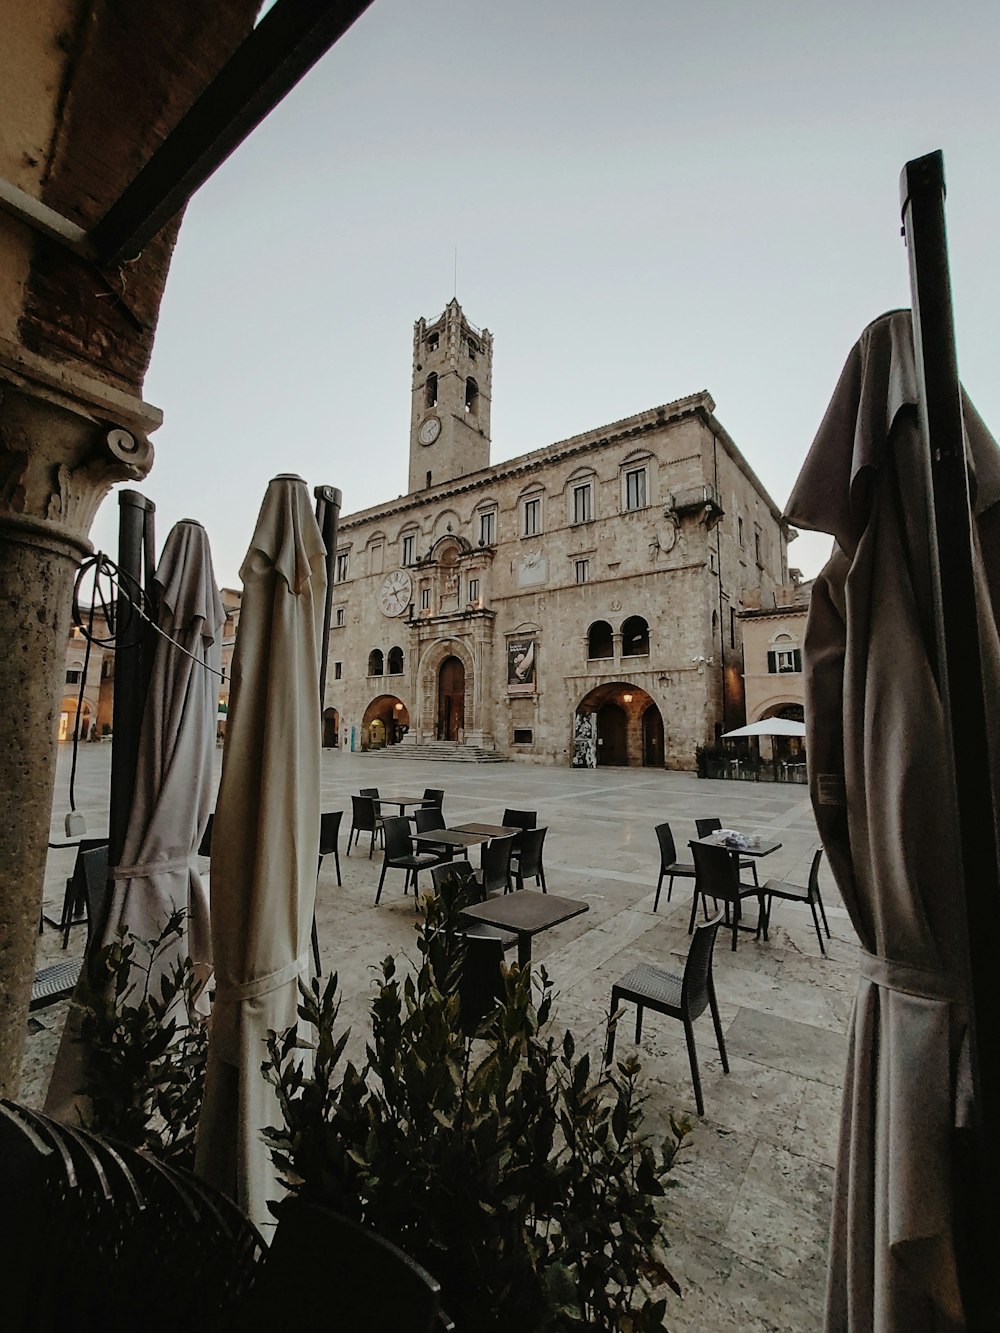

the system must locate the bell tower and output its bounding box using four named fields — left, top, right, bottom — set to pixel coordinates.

left=409, top=299, right=492, bottom=493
